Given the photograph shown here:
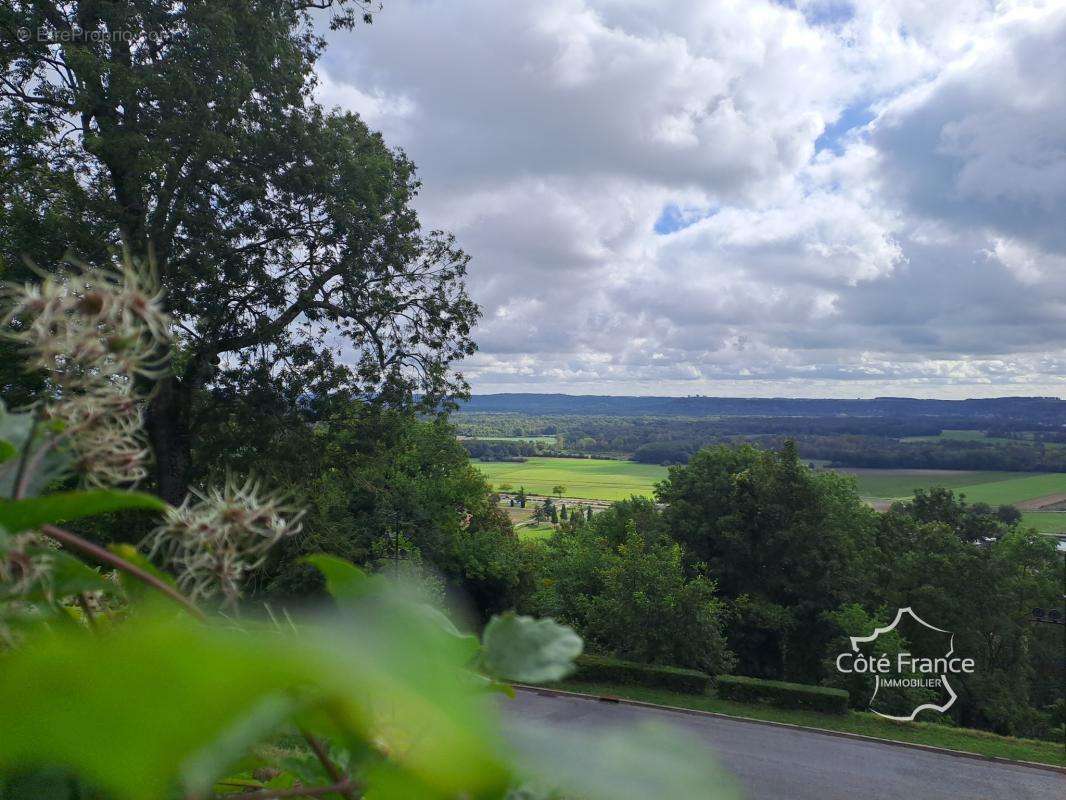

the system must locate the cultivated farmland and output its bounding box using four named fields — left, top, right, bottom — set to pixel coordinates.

left=473, top=457, right=1066, bottom=525
left=473, top=457, right=668, bottom=500
left=831, top=468, right=1066, bottom=504
left=828, top=468, right=1019, bottom=499
left=1020, top=512, right=1066, bottom=535
left=458, top=435, right=557, bottom=443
